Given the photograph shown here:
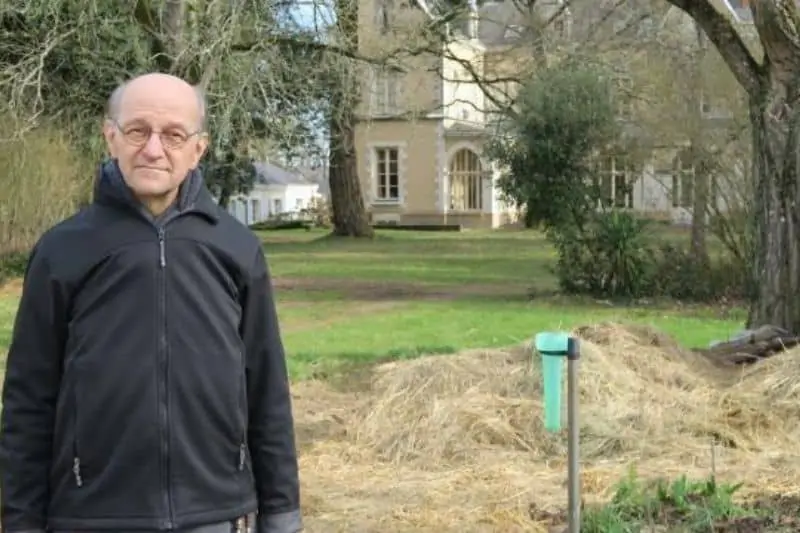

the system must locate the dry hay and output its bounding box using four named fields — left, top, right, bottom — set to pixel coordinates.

left=294, top=321, right=800, bottom=532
